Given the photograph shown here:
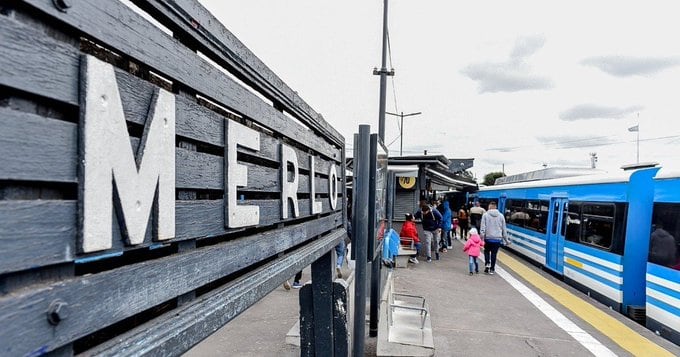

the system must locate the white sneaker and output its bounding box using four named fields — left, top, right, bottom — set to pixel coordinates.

left=408, top=257, right=419, bottom=264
